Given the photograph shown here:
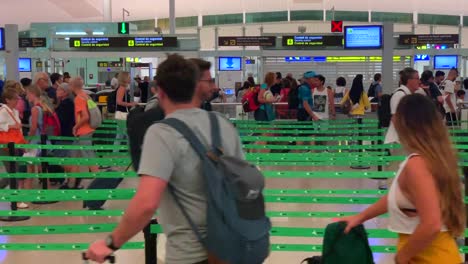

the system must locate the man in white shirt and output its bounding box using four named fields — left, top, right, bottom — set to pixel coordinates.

left=385, top=68, right=421, bottom=144
left=110, top=73, right=119, bottom=90
left=440, top=68, right=459, bottom=126
left=382, top=68, right=421, bottom=189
